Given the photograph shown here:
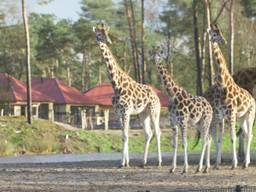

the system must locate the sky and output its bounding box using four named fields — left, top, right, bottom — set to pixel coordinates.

left=27, top=0, right=81, bottom=21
